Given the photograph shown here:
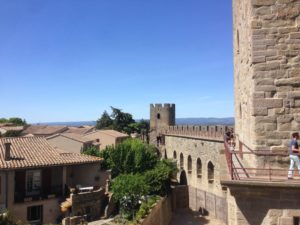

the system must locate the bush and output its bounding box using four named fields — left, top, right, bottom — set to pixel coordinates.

left=144, top=160, right=178, bottom=196
left=101, top=139, right=158, bottom=177
left=135, top=195, right=161, bottom=222
left=111, top=174, right=149, bottom=220
left=82, top=146, right=101, bottom=157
